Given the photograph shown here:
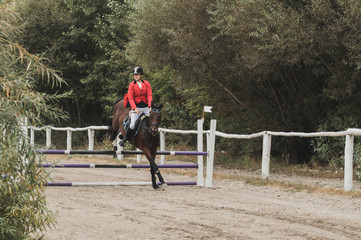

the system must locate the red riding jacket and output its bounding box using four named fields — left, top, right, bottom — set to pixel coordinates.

left=126, top=80, right=152, bottom=110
